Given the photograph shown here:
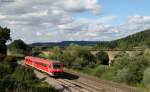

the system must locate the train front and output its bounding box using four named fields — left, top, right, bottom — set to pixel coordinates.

left=51, top=62, right=63, bottom=76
